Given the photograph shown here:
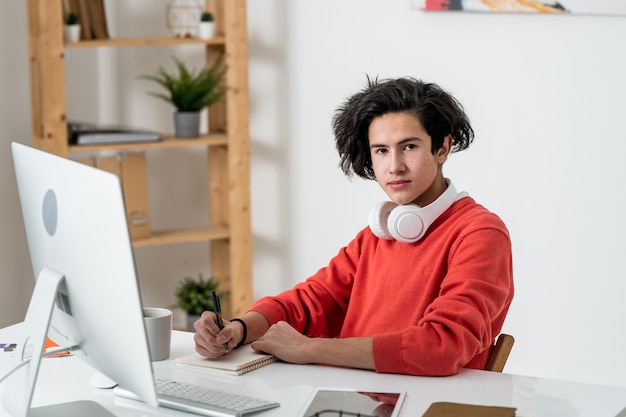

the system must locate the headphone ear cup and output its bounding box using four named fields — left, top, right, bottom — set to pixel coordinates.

left=387, top=204, right=425, bottom=244
left=368, top=201, right=397, bottom=239
left=368, top=180, right=461, bottom=243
